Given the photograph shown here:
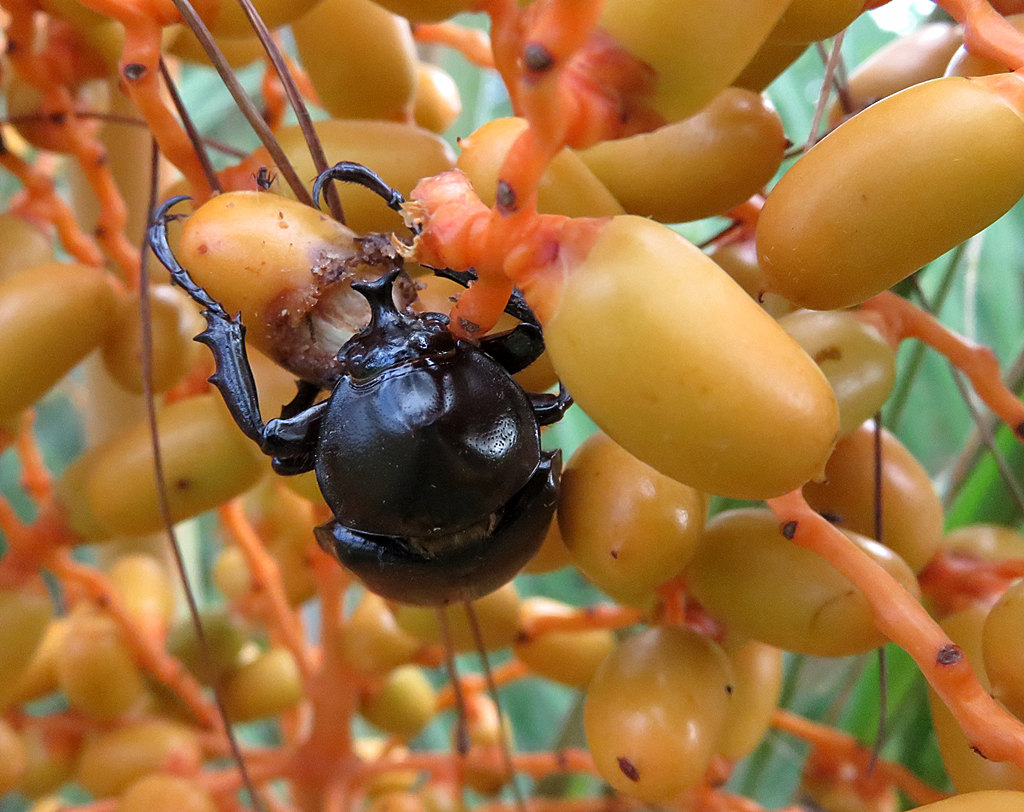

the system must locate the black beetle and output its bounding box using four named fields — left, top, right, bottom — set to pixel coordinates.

left=148, top=162, right=571, bottom=606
